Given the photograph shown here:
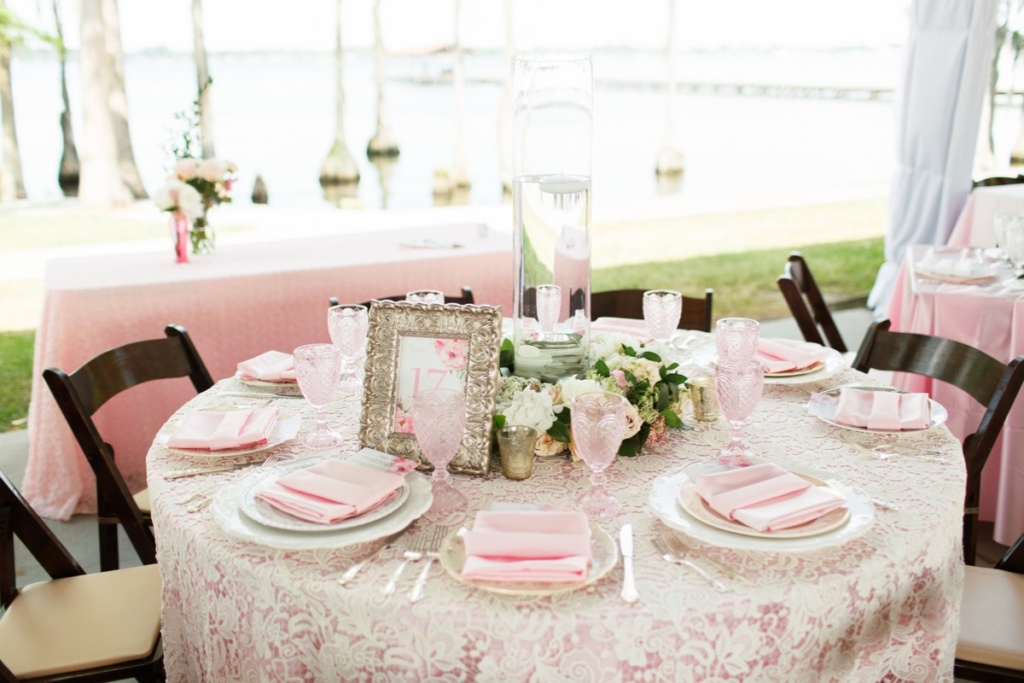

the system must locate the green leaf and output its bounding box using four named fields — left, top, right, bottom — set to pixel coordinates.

left=618, top=440, right=638, bottom=457
left=663, top=373, right=687, bottom=386
left=661, top=408, right=683, bottom=428
left=594, top=358, right=610, bottom=377
left=640, top=351, right=661, bottom=363
left=556, top=408, right=572, bottom=424
left=655, top=383, right=670, bottom=411
left=637, top=422, right=651, bottom=450
left=499, top=338, right=515, bottom=370
left=493, top=414, right=506, bottom=430
left=622, top=344, right=637, bottom=357
left=547, top=420, right=571, bottom=444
